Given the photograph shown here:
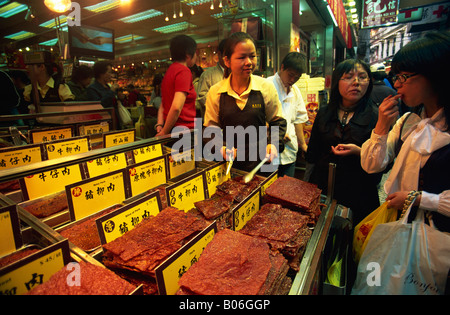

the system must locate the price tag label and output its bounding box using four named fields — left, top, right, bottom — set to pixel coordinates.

left=132, top=144, right=163, bottom=164
left=86, top=153, right=127, bottom=178
left=103, top=129, right=135, bottom=148
left=66, top=170, right=128, bottom=221
left=155, top=222, right=217, bottom=295
left=21, top=164, right=84, bottom=200
left=260, top=171, right=278, bottom=197
left=0, top=240, right=71, bottom=295
left=0, top=144, right=44, bottom=170
left=204, top=162, right=230, bottom=197
left=232, top=188, right=261, bottom=231
left=78, top=121, right=110, bottom=136
left=96, top=192, right=162, bottom=244
left=168, top=148, right=195, bottom=179
left=45, top=137, right=89, bottom=160
left=166, top=173, right=206, bottom=212
left=29, top=127, right=74, bottom=144
left=128, top=157, right=167, bottom=197
left=0, top=206, right=22, bottom=257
